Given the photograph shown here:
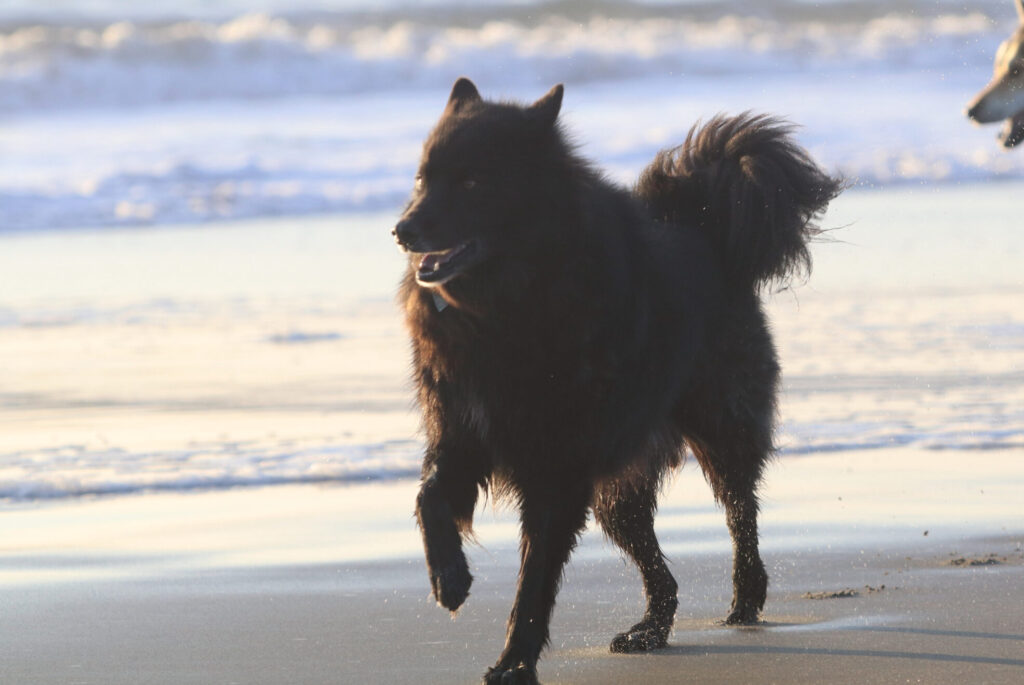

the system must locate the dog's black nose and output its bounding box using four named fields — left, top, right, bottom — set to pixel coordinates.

left=966, top=103, right=981, bottom=121
left=393, top=218, right=417, bottom=248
